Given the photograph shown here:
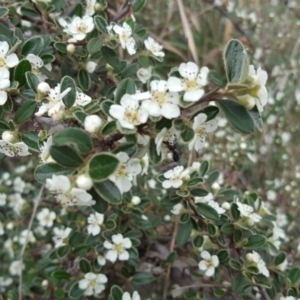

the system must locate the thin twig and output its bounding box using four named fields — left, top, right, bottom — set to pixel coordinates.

left=259, top=287, right=272, bottom=300
left=18, top=185, right=45, bottom=300
left=162, top=216, right=179, bottom=300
